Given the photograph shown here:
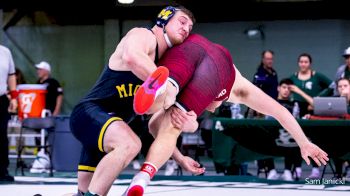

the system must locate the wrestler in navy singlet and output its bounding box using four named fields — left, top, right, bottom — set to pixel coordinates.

left=70, top=27, right=157, bottom=172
